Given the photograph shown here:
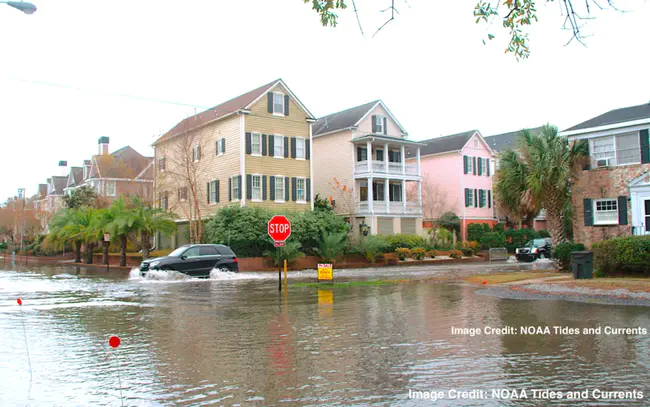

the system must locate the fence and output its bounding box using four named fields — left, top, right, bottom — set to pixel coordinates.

left=488, top=247, right=508, bottom=261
